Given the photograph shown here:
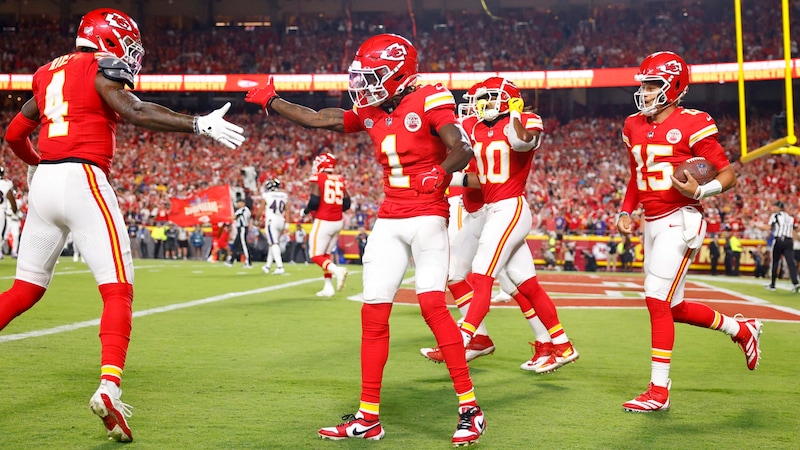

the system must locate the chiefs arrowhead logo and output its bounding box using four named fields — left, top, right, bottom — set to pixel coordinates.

left=380, top=43, right=407, bottom=61
left=105, top=12, right=133, bottom=31
left=657, top=59, right=682, bottom=76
